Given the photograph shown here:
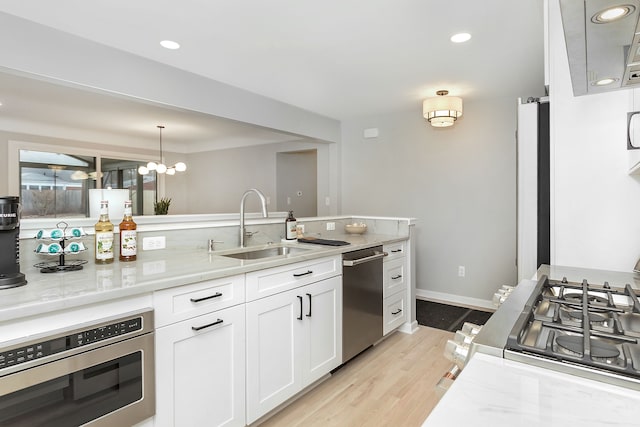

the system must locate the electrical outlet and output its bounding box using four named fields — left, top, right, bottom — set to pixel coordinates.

left=266, top=196, right=271, bottom=205
left=326, top=222, right=335, bottom=231
left=325, top=196, right=330, bottom=206
left=287, top=196, right=291, bottom=205
left=458, top=266, right=465, bottom=277
left=143, top=236, right=166, bottom=250
left=297, top=224, right=305, bottom=233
